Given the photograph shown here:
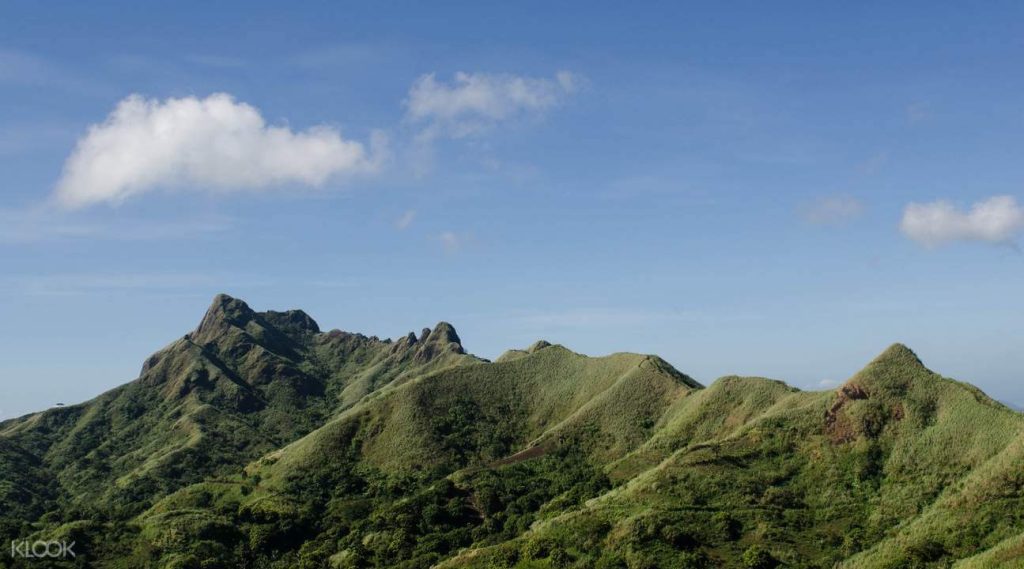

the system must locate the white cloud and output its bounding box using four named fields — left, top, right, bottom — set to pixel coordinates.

left=800, top=195, right=864, bottom=225
left=900, top=195, right=1024, bottom=247
left=54, top=93, right=386, bottom=208
left=439, top=231, right=463, bottom=253
left=438, top=230, right=476, bottom=253
left=395, top=209, right=416, bottom=230
left=405, top=71, right=578, bottom=138
left=817, top=379, right=840, bottom=389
